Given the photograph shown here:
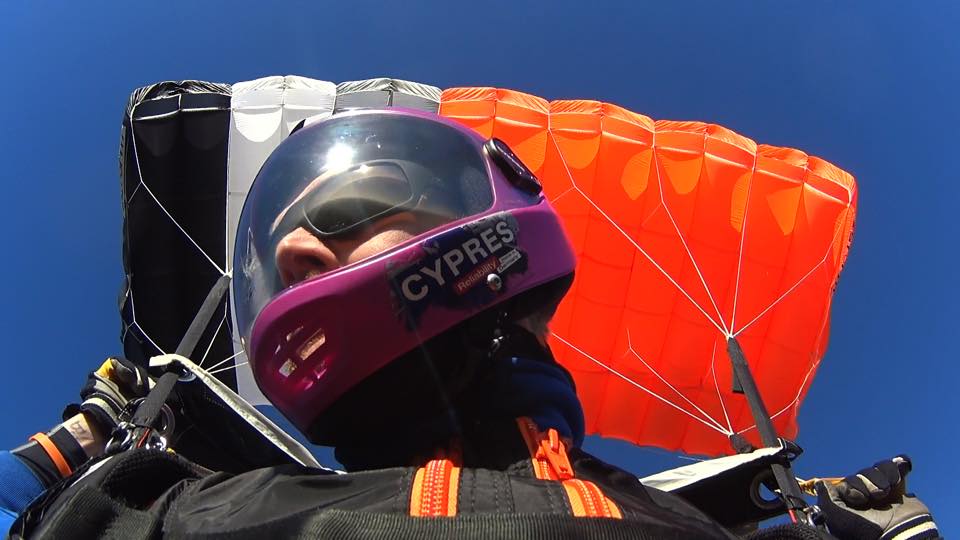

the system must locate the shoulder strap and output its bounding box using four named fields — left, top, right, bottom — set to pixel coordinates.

left=11, top=449, right=208, bottom=539
left=410, top=417, right=623, bottom=519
